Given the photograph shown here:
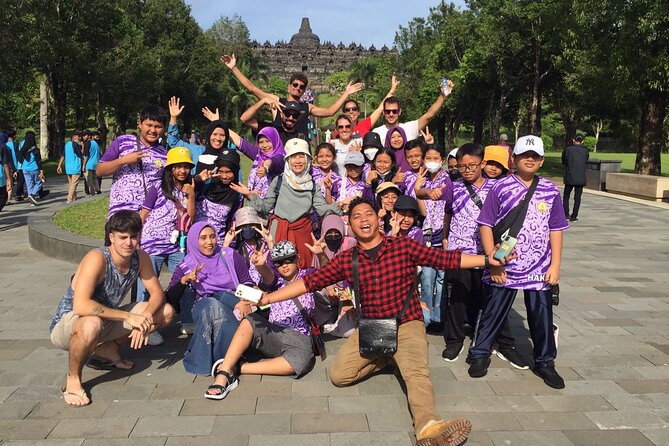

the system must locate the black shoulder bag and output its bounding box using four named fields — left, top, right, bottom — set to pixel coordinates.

left=352, top=247, right=414, bottom=356
left=136, top=135, right=148, bottom=197
left=464, top=182, right=483, bottom=209
left=291, top=297, right=327, bottom=361
left=492, top=177, right=540, bottom=244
